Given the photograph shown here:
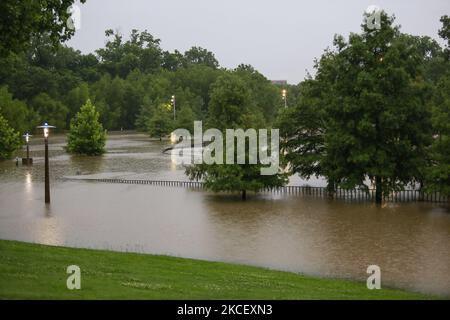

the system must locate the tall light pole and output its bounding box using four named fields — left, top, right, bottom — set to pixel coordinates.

left=282, top=89, right=287, bottom=108
left=37, top=122, right=55, bottom=203
left=171, top=95, right=176, bottom=121
left=22, top=132, right=33, bottom=165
